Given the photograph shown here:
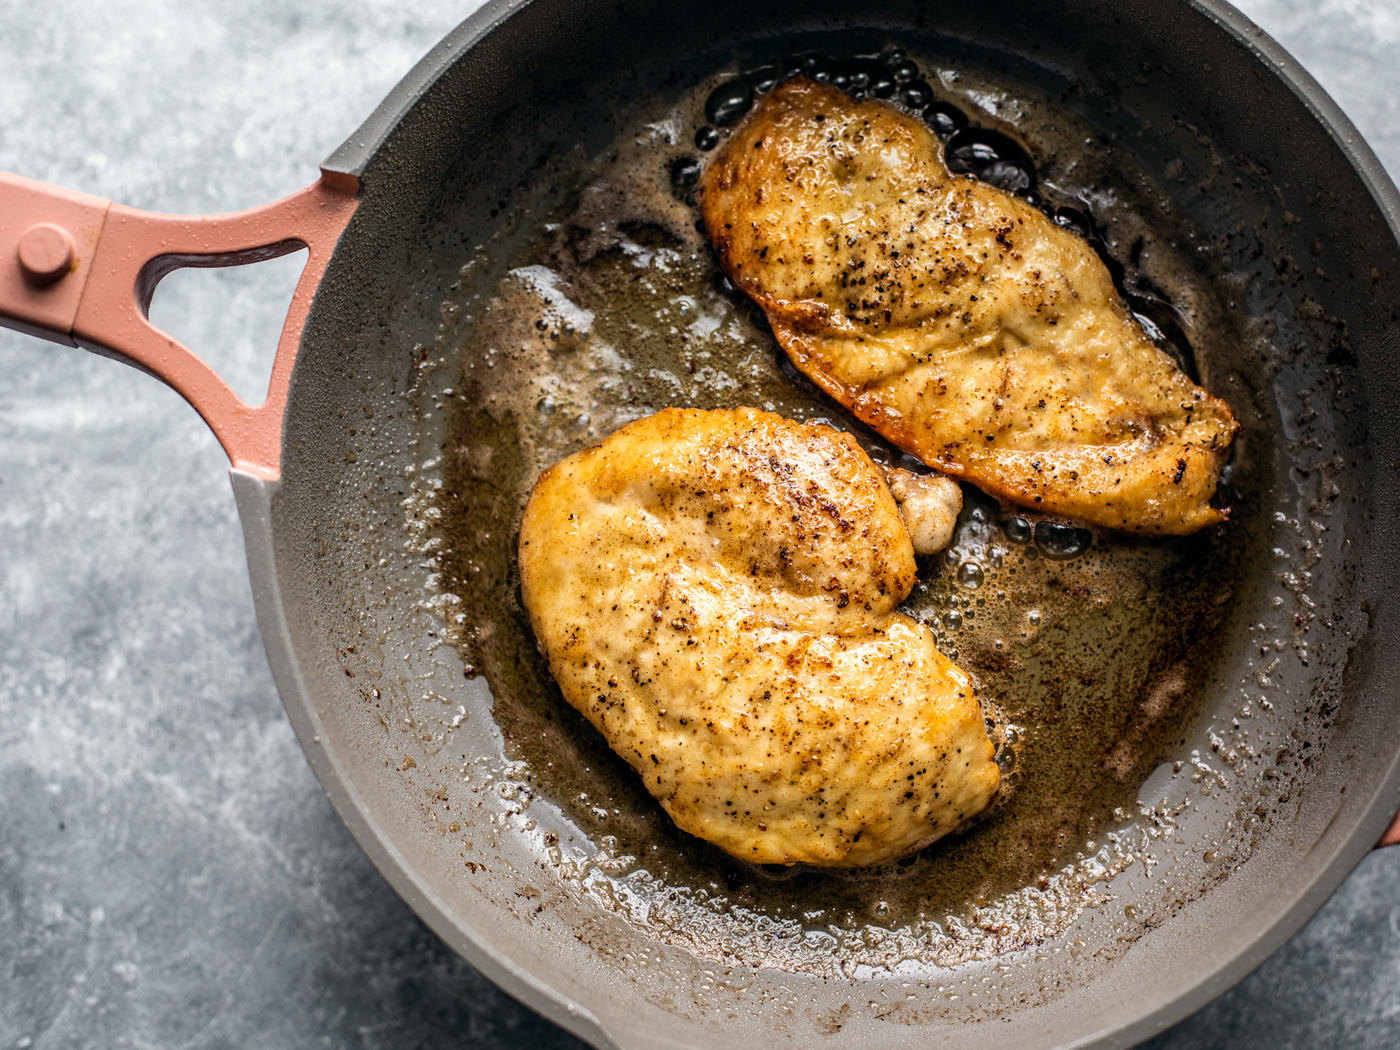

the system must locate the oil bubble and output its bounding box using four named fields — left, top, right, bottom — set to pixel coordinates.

left=536, top=396, right=556, bottom=416
left=1027, top=609, right=1042, bottom=627
left=750, top=65, right=780, bottom=93
left=926, top=101, right=968, bottom=138
left=875, top=901, right=890, bottom=917
left=889, top=59, right=918, bottom=83
left=957, top=562, right=984, bottom=589
left=946, top=127, right=1037, bottom=194
left=900, top=81, right=934, bottom=109
left=694, top=126, right=720, bottom=151
left=1005, top=516, right=1033, bottom=544
left=1054, top=206, right=1092, bottom=238
left=706, top=78, right=755, bottom=126
left=670, top=156, right=703, bottom=190
left=945, top=610, right=964, bottom=630
left=1034, top=520, right=1093, bottom=560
